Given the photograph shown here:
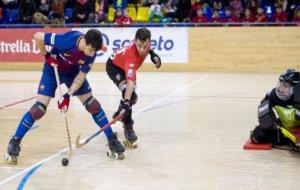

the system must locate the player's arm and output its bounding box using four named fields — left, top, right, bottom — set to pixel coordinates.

left=124, top=79, right=135, bottom=101
left=149, top=49, right=161, bottom=69
left=57, top=71, right=87, bottom=111
left=33, top=32, right=47, bottom=55
left=34, top=32, right=61, bottom=66
left=68, top=71, right=87, bottom=96
left=113, top=64, right=137, bottom=118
